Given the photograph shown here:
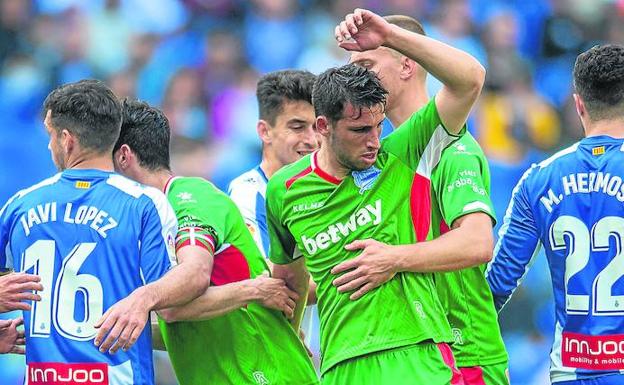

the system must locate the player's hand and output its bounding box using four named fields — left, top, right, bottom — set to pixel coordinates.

left=0, top=273, right=43, bottom=313
left=93, top=290, right=151, bottom=354
left=249, top=274, right=300, bottom=319
left=334, top=8, right=393, bottom=52
left=0, top=317, right=25, bottom=354
left=331, top=239, right=398, bottom=300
